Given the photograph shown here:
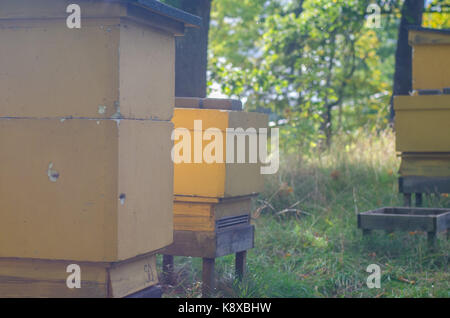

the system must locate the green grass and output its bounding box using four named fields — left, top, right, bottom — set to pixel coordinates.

left=159, top=129, right=450, bottom=298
